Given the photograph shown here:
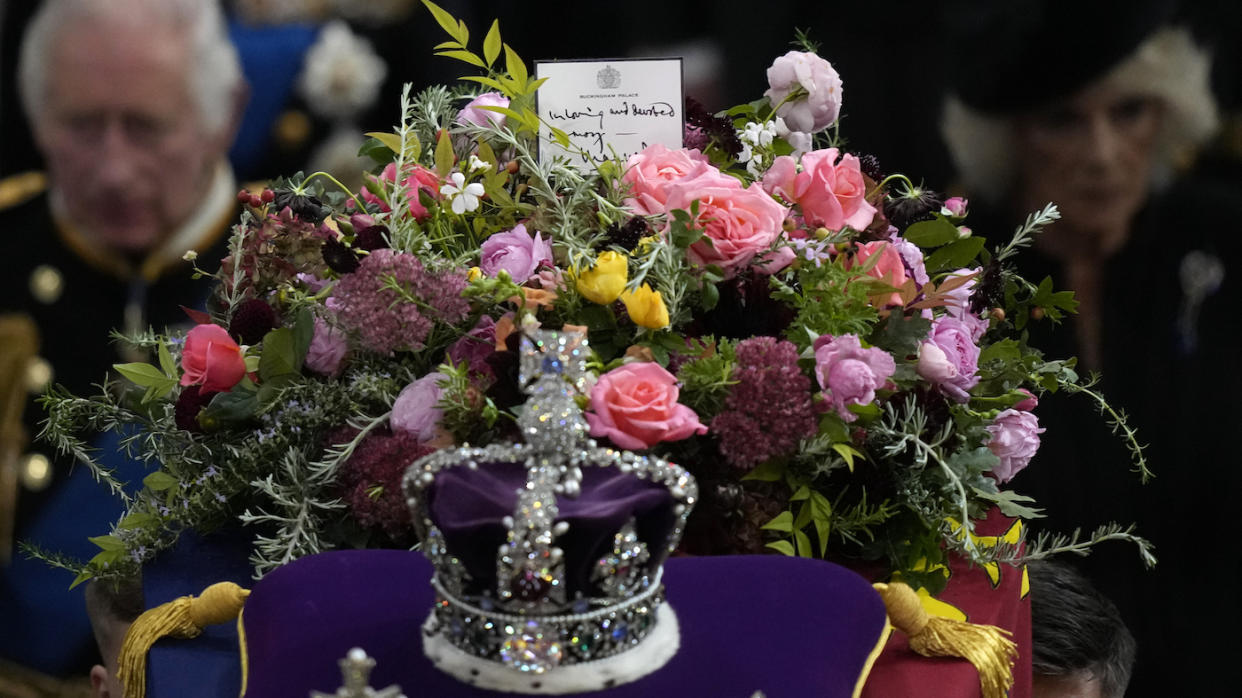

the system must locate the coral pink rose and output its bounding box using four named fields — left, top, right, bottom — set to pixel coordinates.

left=622, top=143, right=721, bottom=216
left=180, top=324, right=246, bottom=394
left=986, top=409, right=1045, bottom=483
left=586, top=363, right=708, bottom=450
left=813, top=334, right=896, bottom=422
left=664, top=174, right=787, bottom=277
left=361, top=163, right=441, bottom=220
left=763, top=149, right=875, bottom=232
left=848, top=240, right=908, bottom=306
